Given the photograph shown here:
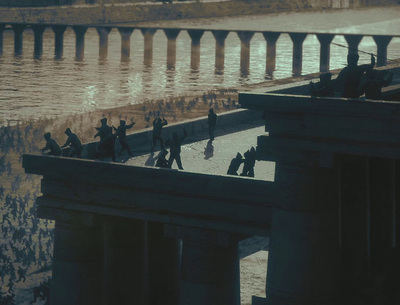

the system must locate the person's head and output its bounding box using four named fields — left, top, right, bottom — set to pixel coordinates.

left=366, top=69, right=377, bottom=80
left=65, top=128, right=71, bottom=136
left=209, top=108, right=214, bottom=114
left=120, top=120, right=126, bottom=126
left=44, top=132, right=51, bottom=140
left=236, top=152, right=242, bottom=159
left=101, top=118, right=107, bottom=125
left=319, top=73, right=332, bottom=86
left=347, top=53, right=360, bottom=66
